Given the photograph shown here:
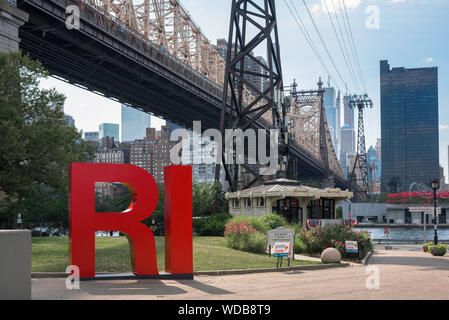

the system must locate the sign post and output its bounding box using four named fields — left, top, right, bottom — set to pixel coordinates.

left=384, top=227, right=392, bottom=250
